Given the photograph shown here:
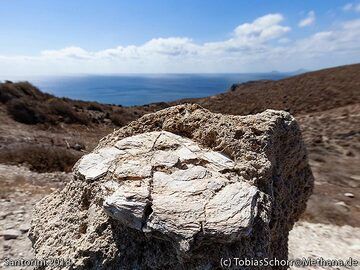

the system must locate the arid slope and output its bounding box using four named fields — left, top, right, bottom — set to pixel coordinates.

left=176, top=63, right=360, bottom=116
left=0, top=64, right=359, bottom=227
